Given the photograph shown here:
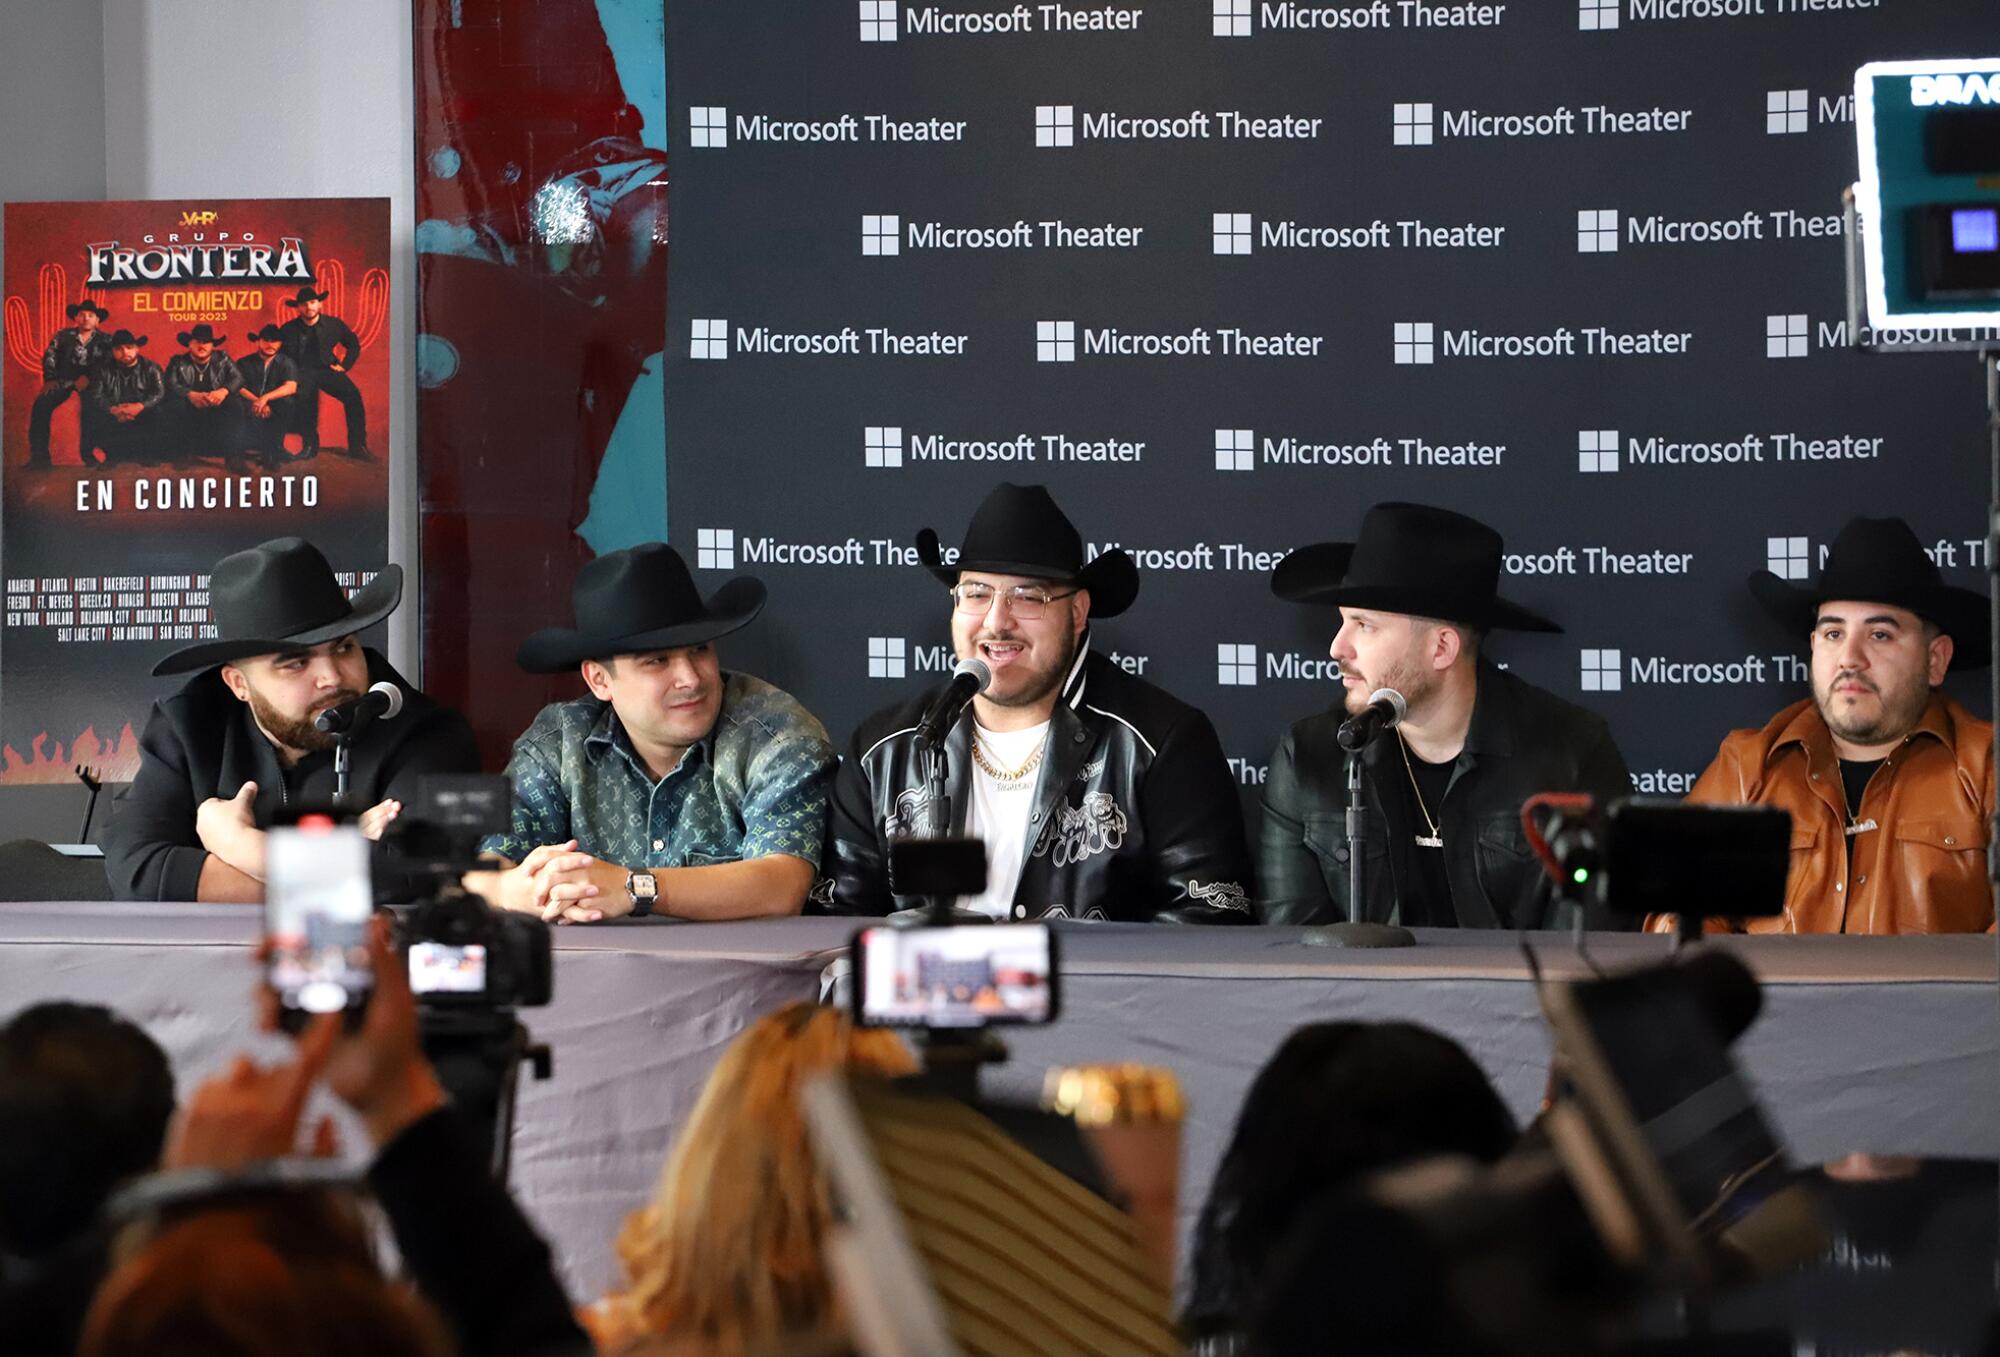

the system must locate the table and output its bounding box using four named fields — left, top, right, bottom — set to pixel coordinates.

left=1, top=905, right=1993, bottom=1302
